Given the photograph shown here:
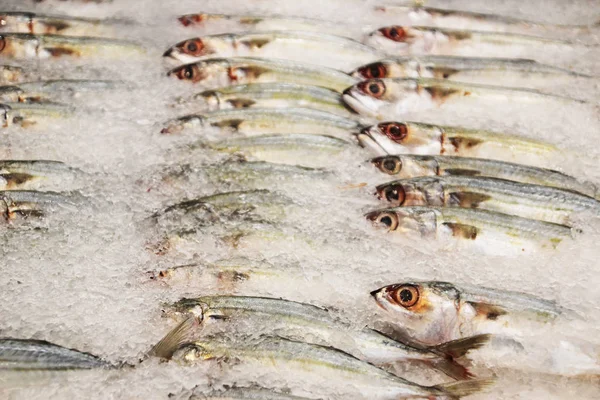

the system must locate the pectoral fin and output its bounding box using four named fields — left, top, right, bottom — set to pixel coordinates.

left=240, top=38, right=271, bottom=49
left=226, top=98, right=256, bottom=108
left=468, top=302, right=507, bottom=321
left=45, top=47, right=78, bottom=57
left=211, top=118, right=244, bottom=130
left=443, top=168, right=481, bottom=176
left=448, top=191, right=491, bottom=208
left=444, top=222, right=479, bottom=240
left=448, top=137, right=483, bottom=151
